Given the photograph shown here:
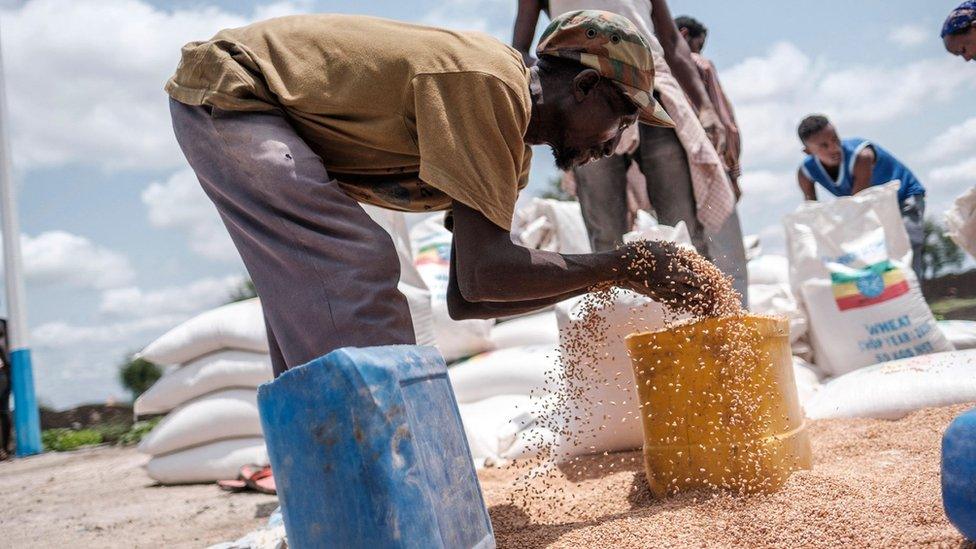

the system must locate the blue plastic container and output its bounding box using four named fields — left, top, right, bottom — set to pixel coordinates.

left=942, top=407, right=976, bottom=541
left=257, top=345, right=494, bottom=549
